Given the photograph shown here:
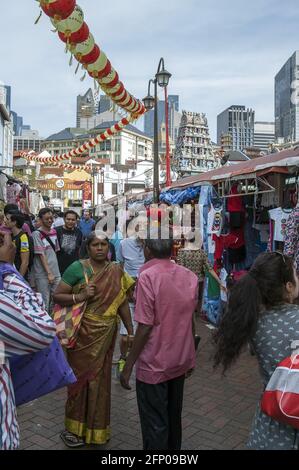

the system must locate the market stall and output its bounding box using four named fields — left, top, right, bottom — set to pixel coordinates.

left=0, top=170, right=45, bottom=215
left=160, top=147, right=299, bottom=324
